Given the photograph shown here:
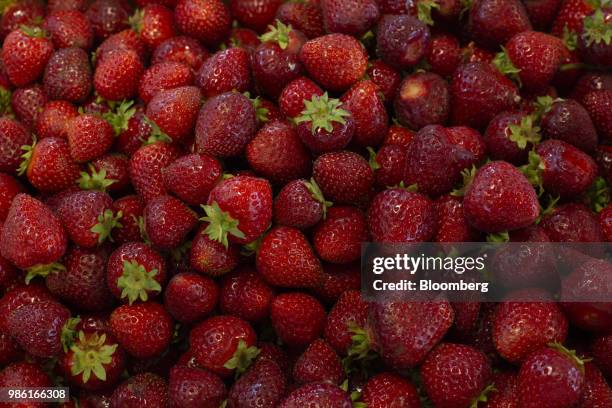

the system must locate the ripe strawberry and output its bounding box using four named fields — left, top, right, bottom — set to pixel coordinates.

left=0, top=194, right=67, bottom=269
left=271, top=292, right=326, bottom=347
left=541, top=203, right=605, bottom=242
left=111, top=195, right=144, bottom=243
left=107, top=242, right=166, bottom=304
left=0, top=330, right=21, bottom=367
left=279, top=382, right=352, bottom=407
left=174, top=0, right=231, bottom=47
left=2, top=26, right=53, bottom=87
left=162, top=153, right=222, bottom=206
left=225, top=26, right=263, bottom=51
left=518, top=344, right=586, bottom=408
left=129, top=142, right=181, bottom=202
left=324, top=289, right=369, bottom=355
left=196, top=47, right=251, bottom=98
left=164, top=272, right=218, bottom=323
left=313, top=206, right=368, bottom=264
left=36, top=101, right=78, bottom=140
left=273, top=178, right=330, bottom=229
left=0, top=0, right=45, bottom=39
left=168, top=366, right=227, bottom=408
left=582, top=90, right=612, bottom=142
left=130, top=4, right=177, bottom=50
left=361, top=372, right=421, bottom=408
left=189, top=315, right=259, bottom=377
left=110, top=372, right=168, bottom=407
left=110, top=301, right=173, bottom=359
left=463, top=161, right=540, bottom=232
left=11, top=84, right=48, bottom=129
left=450, top=62, right=520, bottom=130
left=43, top=47, right=92, bottom=103
left=257, top=226, right=324, bottom=287
left=0, top=173, right=21, bottom=222
left=82, top=153, right=130, bottom=193
left=139, top=61, right=195, bottom=103
left=146, top=86, right=202, bottom=143
left=313, top=151, right=373, bottom=204
left=0, top=283, right=55, bottom=333
left=94, top=48, right=145, bottom=101
left=228, top=358, right=286, bottom=407
left=152, top=35, right=209, bottom=71
left=370, top=144, right=407, bottom=188
left=6, top=299, right=73, bottom=357
left=484, top=112, right=540, bottom=164
left=394, top=72, right=449, bottom=129
left=0, top=362, right=51, bottom=402
left=230, top=0, right=282, bottom=32
left=376, top=17, right=428, bottom=69
left=570, top=72, right=612, bottom=104
left=300, top=33, right=368, bottom=92
left=469, top=0, right=532, bottom=49
left=426, top=33, right=462, bottom=78
left=523, top=0, right=563, bottom=31
left=195, top=92, right=258, bottom=158
left=144, top=195, right=197, bottom=250
left=551, top=0, right=594, bottom=37
left=539, top=97, right=598, bottom=153
left=86, top=0, right=131, bottom=40
left=95, top=28, right=148, bottom=66
left=577, top=362, right=612, bottom=407
left=0, top=117, right=32, bottom=173
left=276, top=0, right=325, bottom=39
left=293, top=338, right=343, bottom=385
left=435, top=194, right=482, bottom=242
left=321, top=0, right=380, bottom=36
left=312, top=262, right=361, bottom=304
left=341, top=80, right=389, bottom=148
left=66, top=114, right=115, bottom=163
left=44, top=10, right=94, bottom=50
left=246, top=120, right=312, bottom=185
left=421, top=343, right=492, bottom=408
left=366, top=59, right=402, bottom=102
left=279, top=76, right=324, bottom=118
left=219, top=267, right=274, bottom=323
left=368, top=188, right=437, bottom=242
left=190, top=228, right=240, bottom=276
left=590, top=335, right=612, bottom=377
